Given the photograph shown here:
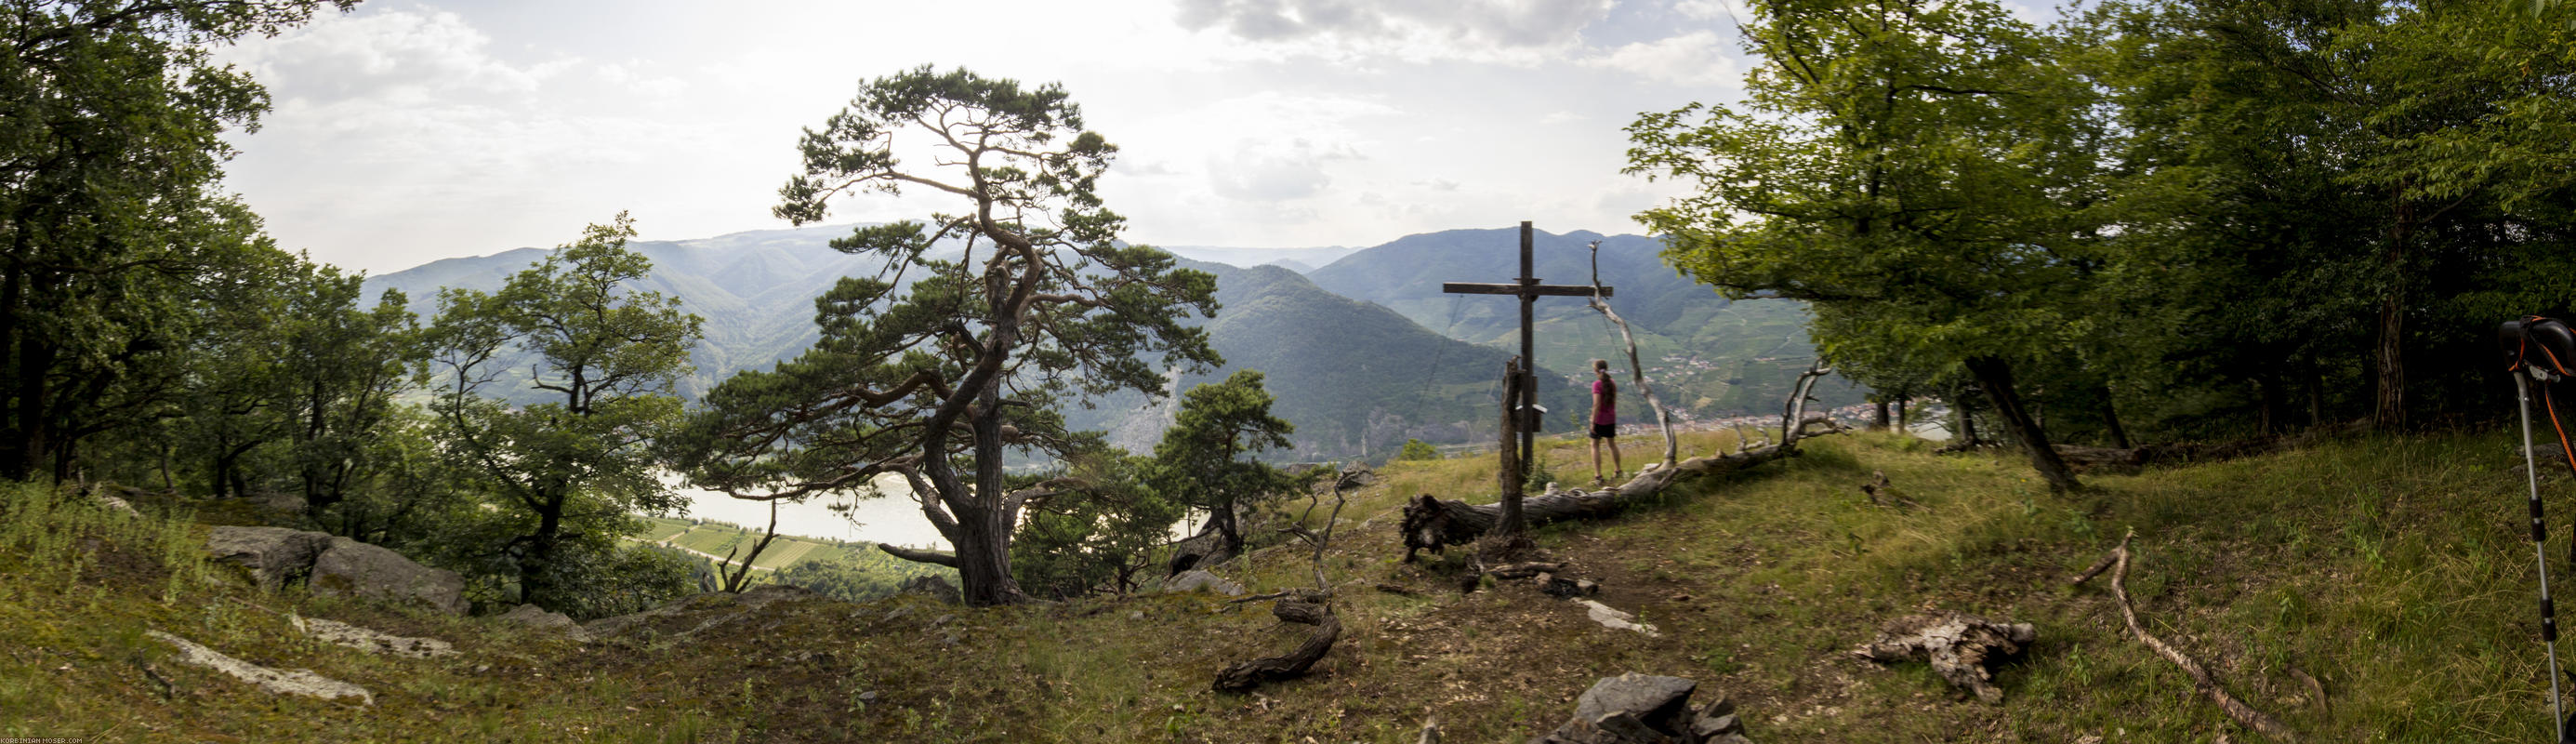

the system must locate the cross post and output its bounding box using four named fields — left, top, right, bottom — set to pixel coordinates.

left=1439, top=221, right=1613, bottom=482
